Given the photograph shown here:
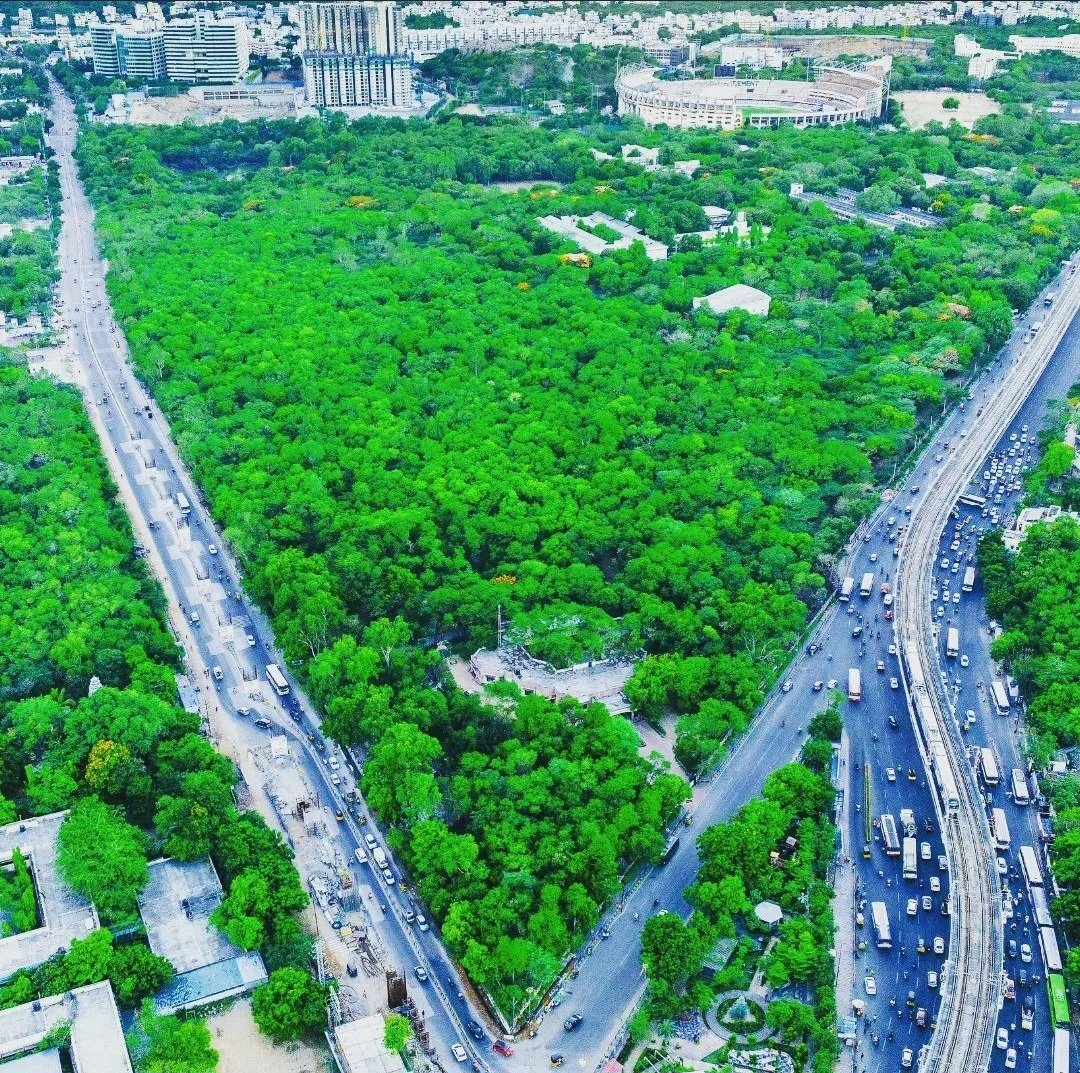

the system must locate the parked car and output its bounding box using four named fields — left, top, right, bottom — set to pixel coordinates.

left=451, top=1044, right=468, bottom=1063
